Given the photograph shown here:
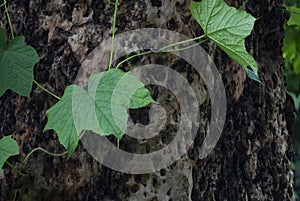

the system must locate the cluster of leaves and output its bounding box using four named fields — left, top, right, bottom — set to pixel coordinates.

left=283, top=5, right=300, bottom=109
left=0, top=27, right=39, bottom=169
left=283, top=0, right=300, bottom=199
left=0, top=0, right=259, bottom=170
